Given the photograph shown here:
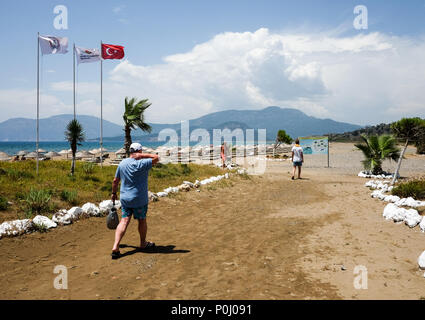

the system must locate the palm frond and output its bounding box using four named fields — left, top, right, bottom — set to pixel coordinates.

left=356, top=134, right=400, bottom=173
